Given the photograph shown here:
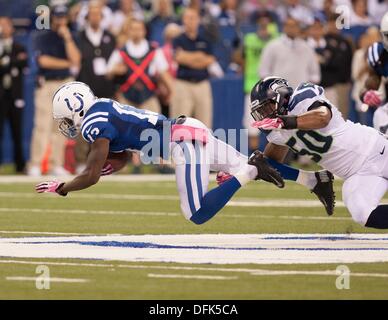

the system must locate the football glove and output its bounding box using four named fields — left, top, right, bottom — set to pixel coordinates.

left=35, top=180, right=67, bottom=196
left=101, top=163, right=114, bottom=176
left=363, top=90, right=382, bottom=107
left=252, top=118, right=285, bottom=130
